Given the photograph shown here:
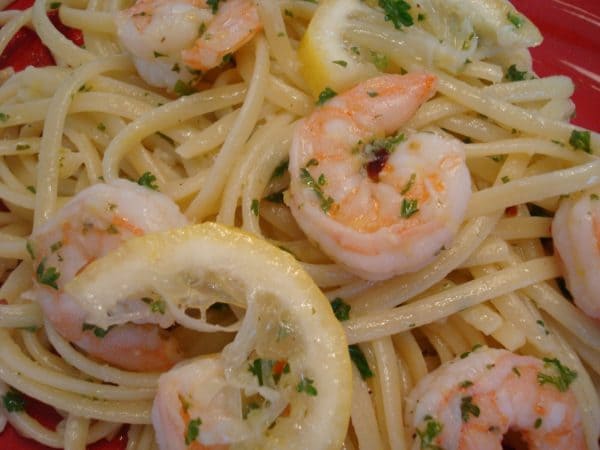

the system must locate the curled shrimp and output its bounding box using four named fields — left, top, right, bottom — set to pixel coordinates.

left=27, top=180, right=188, bottom=371
left=405, top=347, right=586, bottom=450
left=288, top=73, right=472, bottom=280
left=116, top=0, right=261, bottom=90
left=552, top=187, right=600, bottom=319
